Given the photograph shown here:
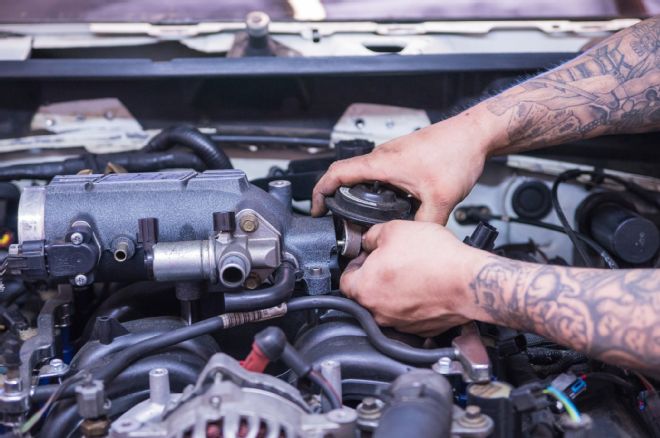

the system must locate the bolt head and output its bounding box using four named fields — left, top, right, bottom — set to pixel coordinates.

left=239, top=215, right=259, bottom=233
left=49, top=358, right=64, bottom=370
left=465, top=405, right=481, bottom=419
left=70, top=232, right=84, bottom=245
left=209, top=395, right=222, bottom=408
left=244, top=274, right=260, bottom=290
left=74, top=274, right=88, bottom=286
